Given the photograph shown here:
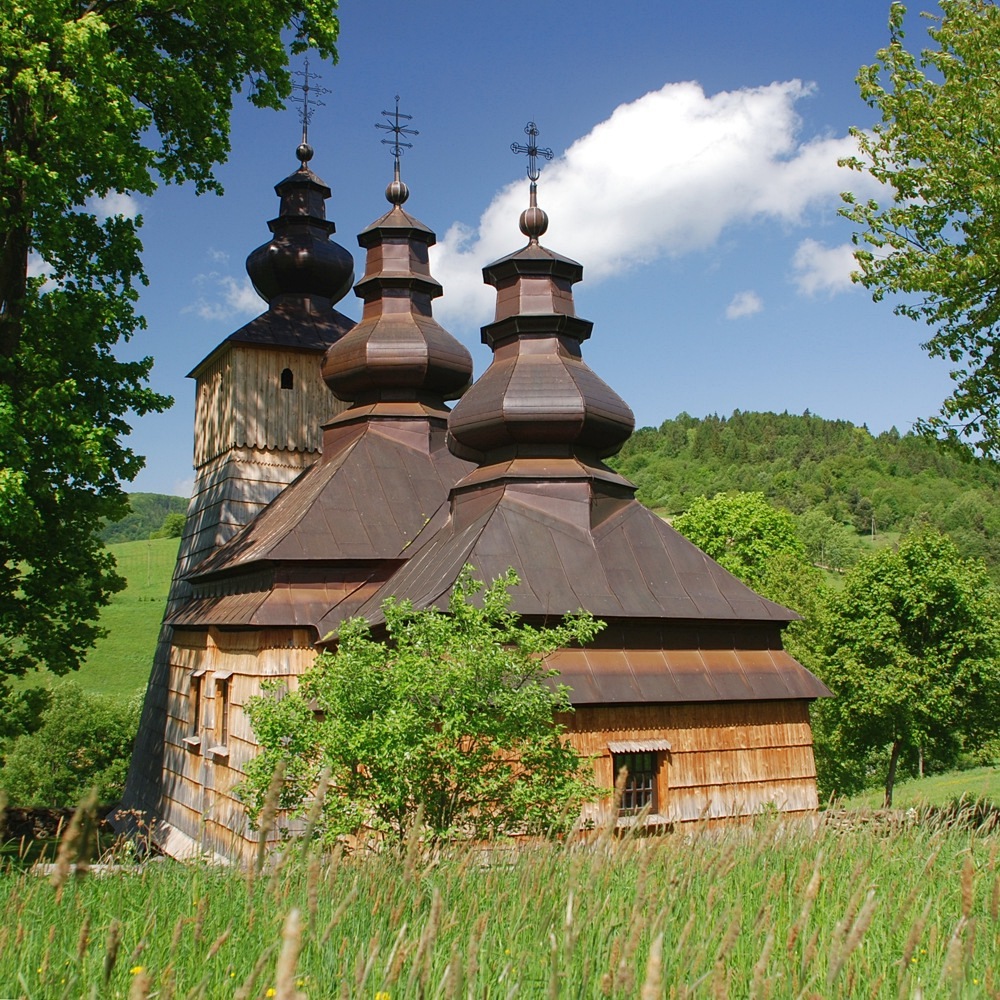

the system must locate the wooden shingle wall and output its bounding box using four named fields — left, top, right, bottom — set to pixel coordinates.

left=159, top=627, right=319, bottom=861
left=561, top=700, right=819, bottom=826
